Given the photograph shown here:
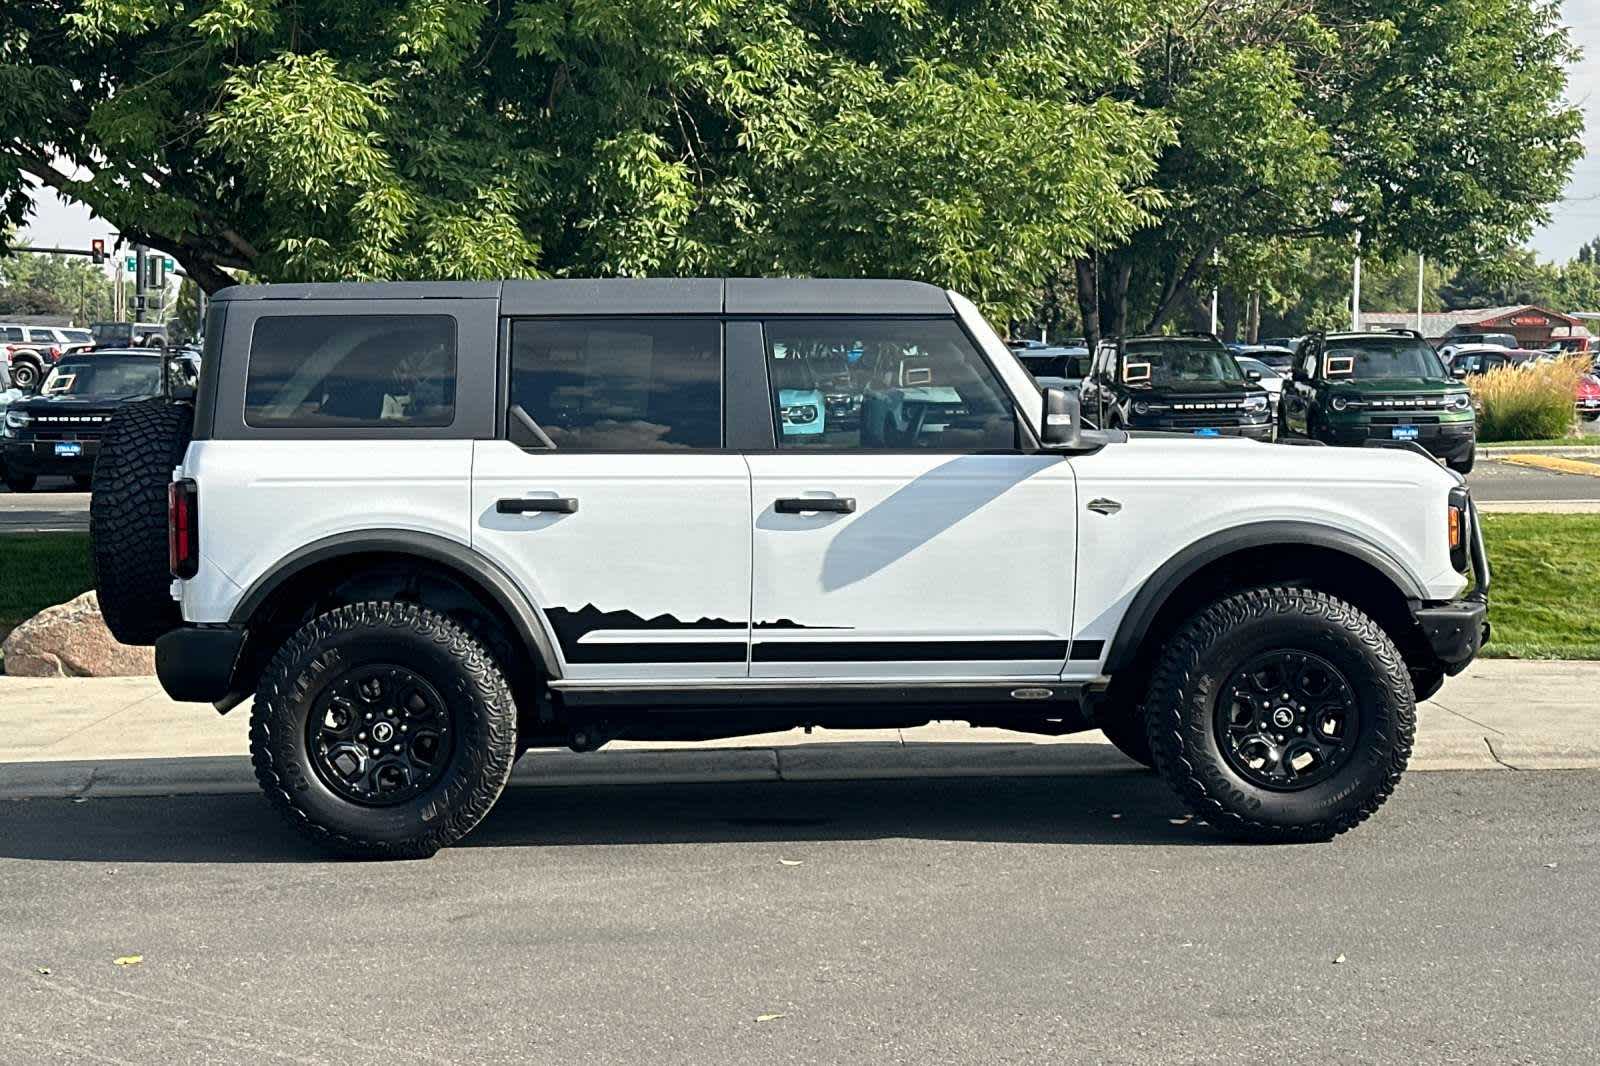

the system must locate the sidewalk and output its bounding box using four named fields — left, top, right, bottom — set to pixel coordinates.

left=2, top=659, right=1596, bottom=799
